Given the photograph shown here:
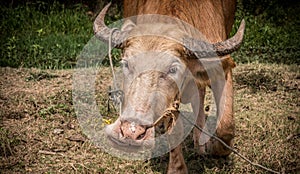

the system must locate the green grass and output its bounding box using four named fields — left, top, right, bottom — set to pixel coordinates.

left=0, top=1, right=299, bottom=69
left=0, top=1, right=93, bottom=69
left=231, top=0, right=300, bottom=64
